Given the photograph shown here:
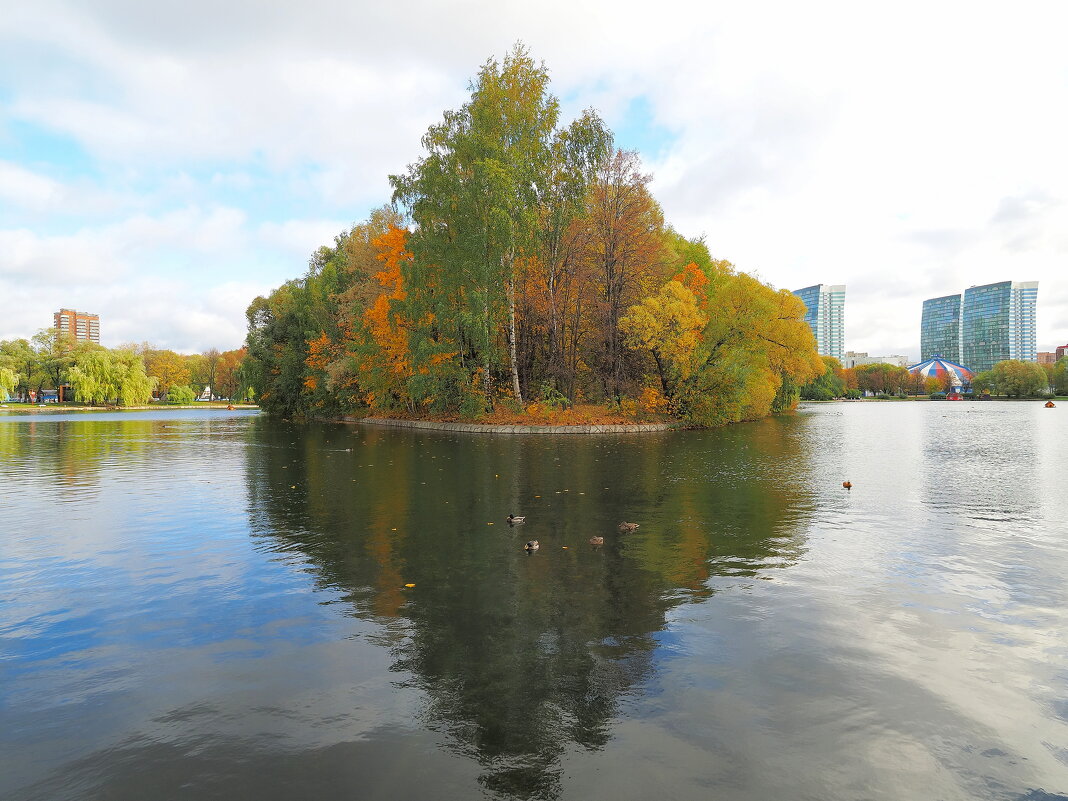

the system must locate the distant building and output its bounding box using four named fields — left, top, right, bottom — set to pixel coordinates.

left=961, top=281, right=1038, bottom=373
left=1037, top=352, right=1057, bottom=366
left=842, top=351, right=910, bottom=369
left=1057, top=345, right=1068, bottom=361
left=54, top=309, right=100, bottom=344
left=920, top=294, right=962, bottom=362
left=792, top=284, right=845, bottom=361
